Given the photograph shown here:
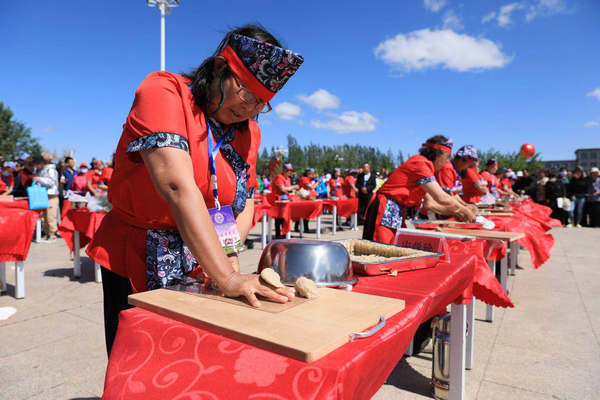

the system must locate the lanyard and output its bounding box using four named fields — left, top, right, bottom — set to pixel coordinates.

left=206, top=119, right=225, bottom=210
